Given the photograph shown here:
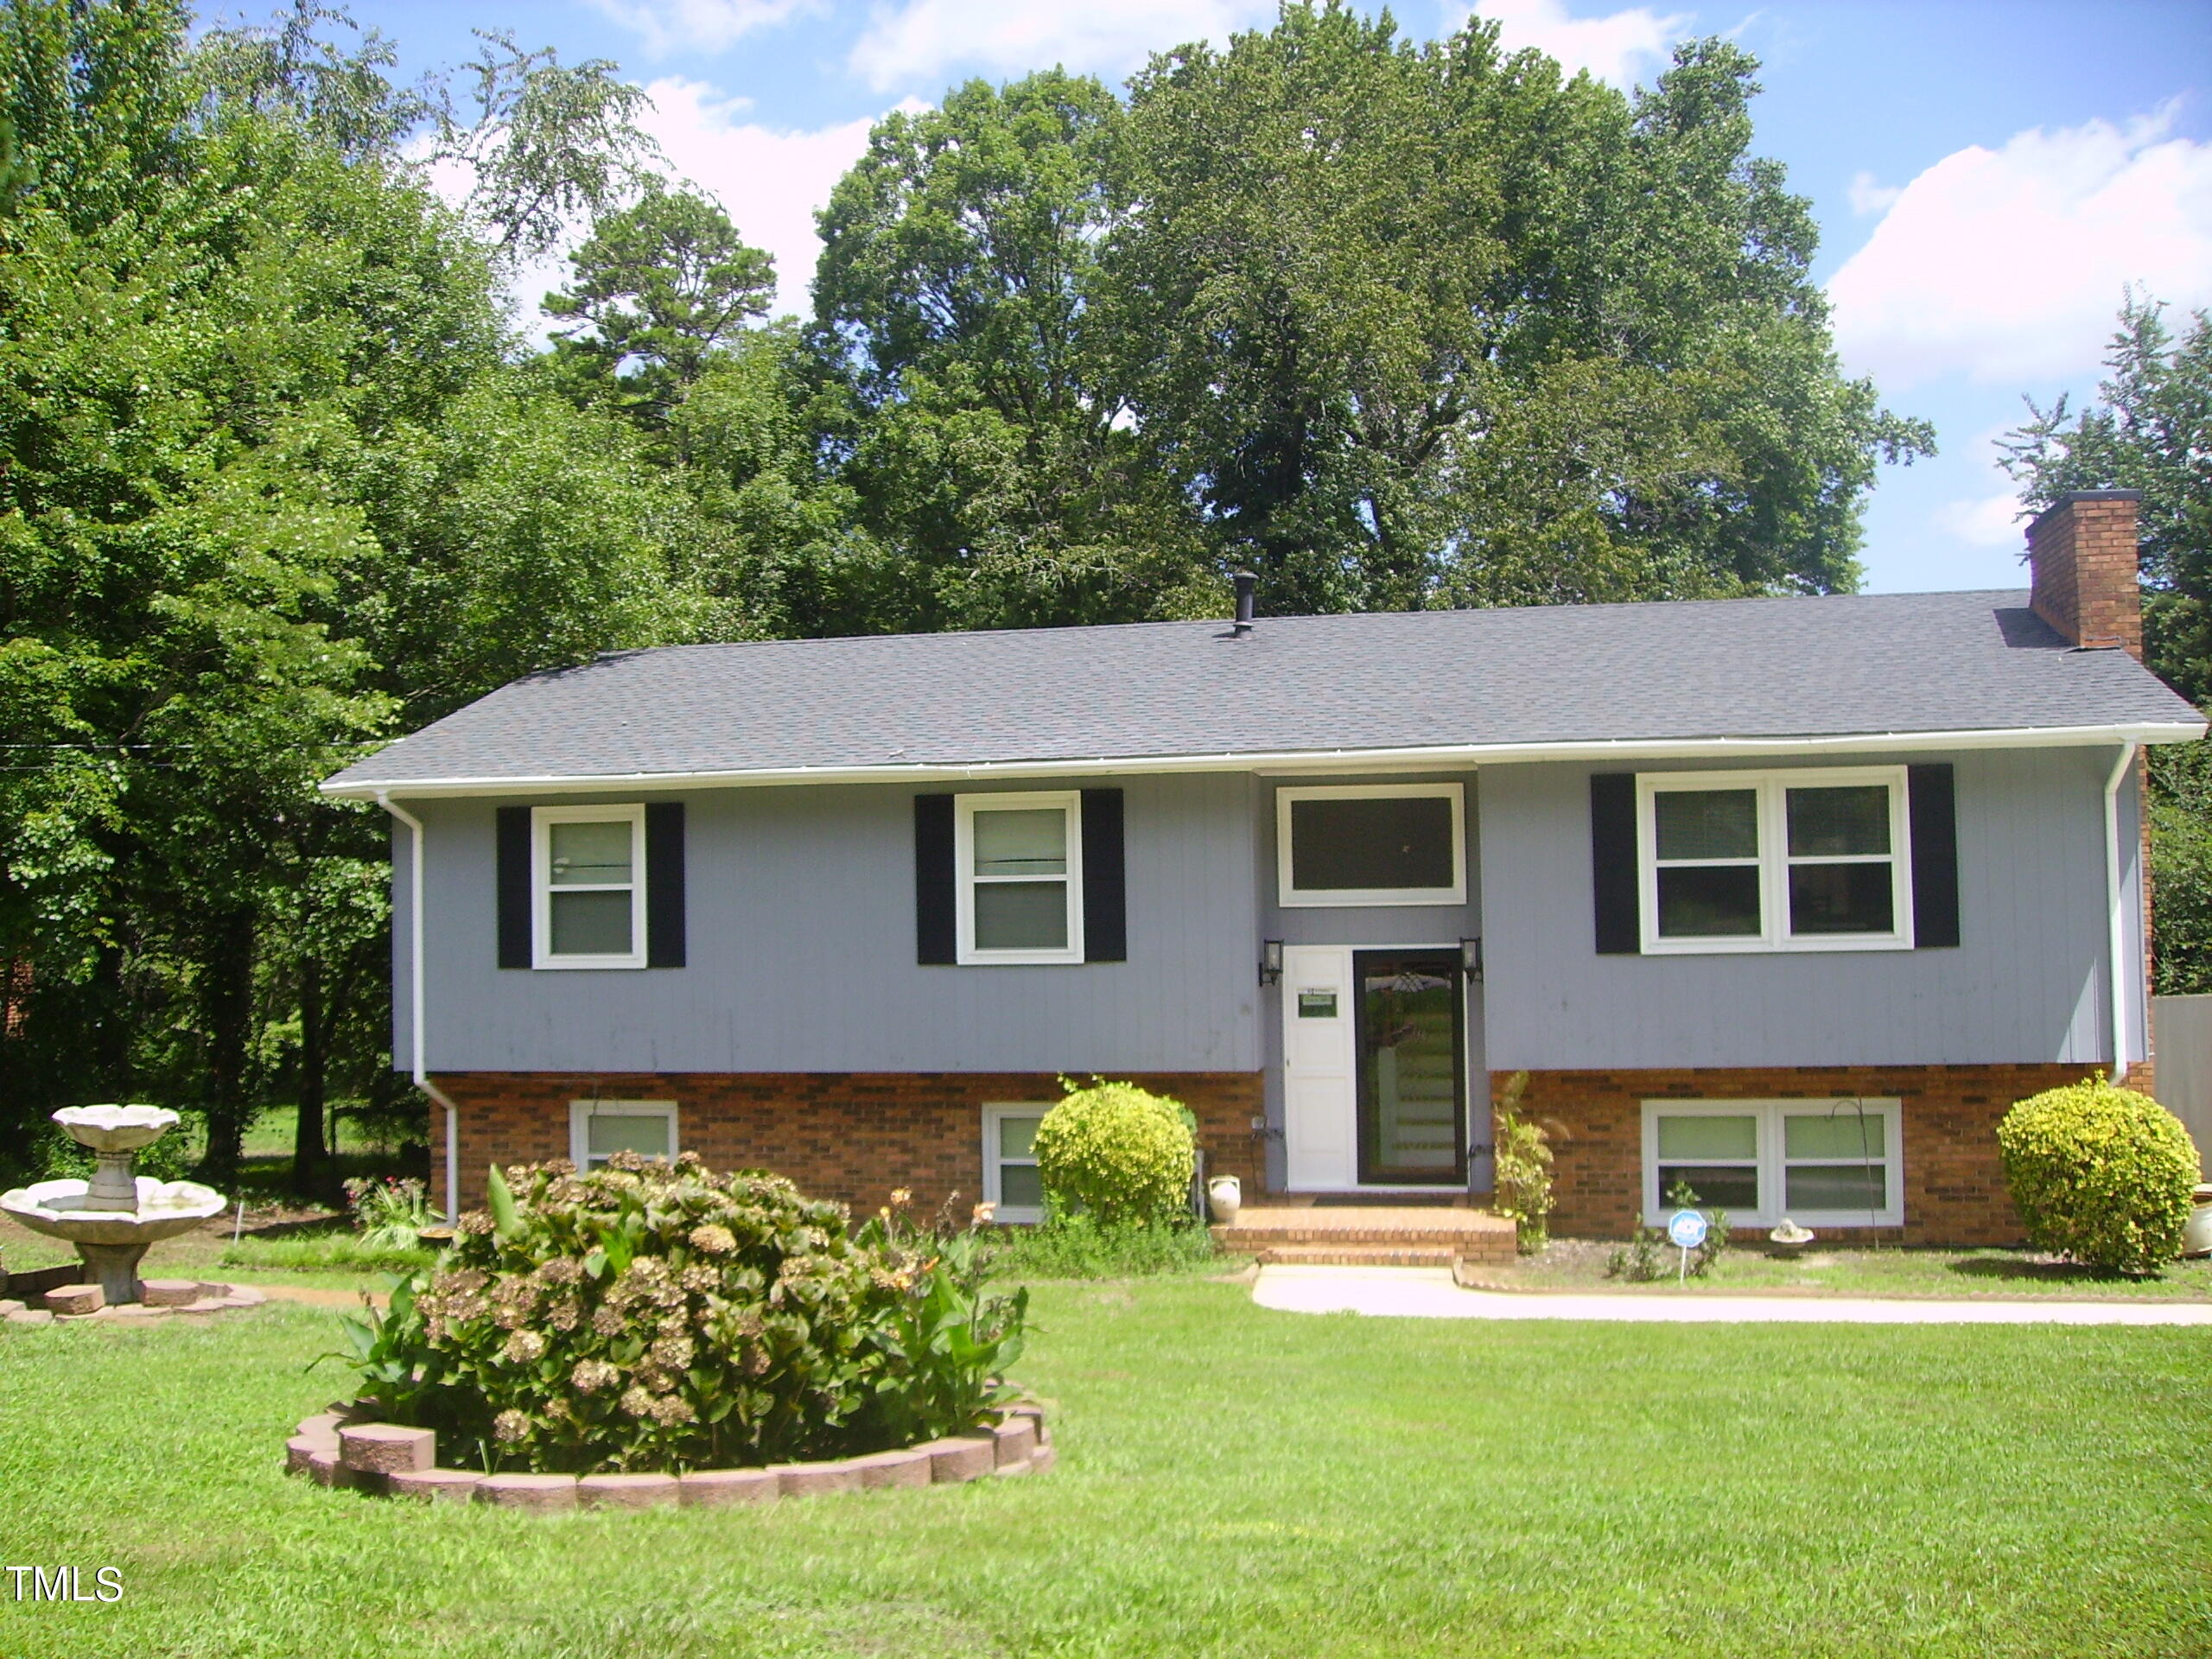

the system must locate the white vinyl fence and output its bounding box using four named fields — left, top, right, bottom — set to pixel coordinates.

left=2152, top=994, right=2212, bottom=1178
